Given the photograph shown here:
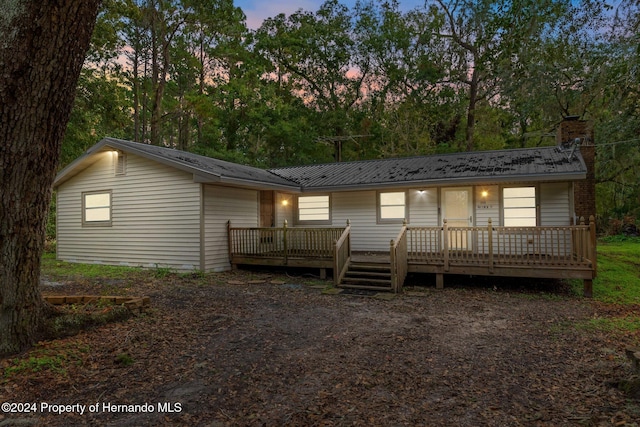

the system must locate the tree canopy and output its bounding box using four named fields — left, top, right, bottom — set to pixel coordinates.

left=63, top=0, right=640, bottom=223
